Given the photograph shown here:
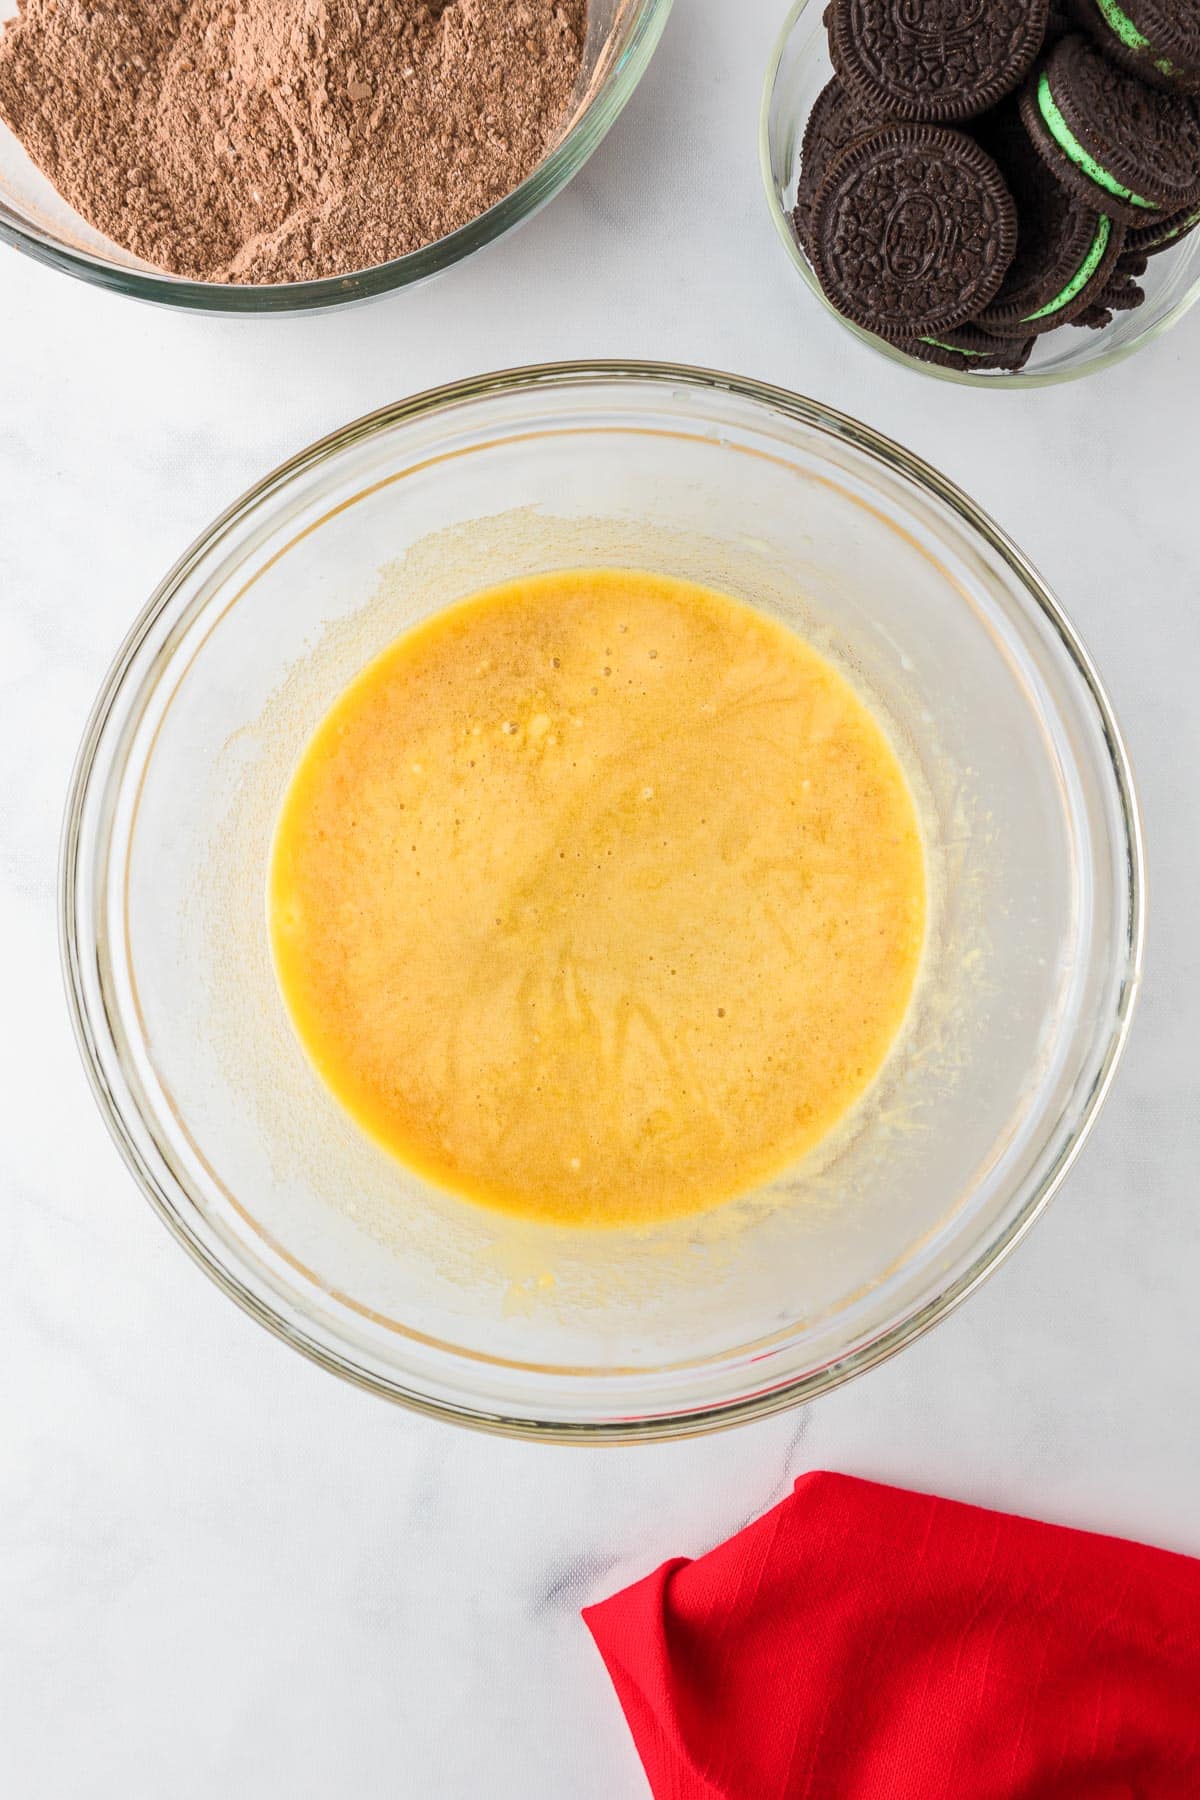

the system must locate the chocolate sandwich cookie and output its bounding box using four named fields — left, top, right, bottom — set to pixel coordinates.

left=829, top=0, right=1051, bottom=124
left=1126, top=199, right=1200, bottom=255
left=810, top=124, right=1017, bottom=340
left=794, top=78, right=879, bottom=257
left=974, top=106, right=1126, bottom=333
left=903, top=323, right=1036, bottom=369
left=1071, top=0, right=1200, bottom=96
left=1117, top=249, right=1149, bottom=274
left=1021, top=35, right=1200, bottom=225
